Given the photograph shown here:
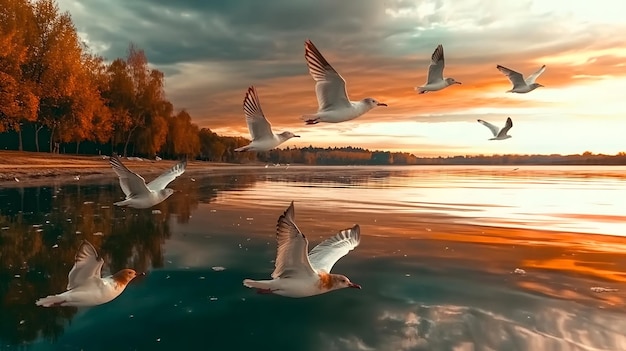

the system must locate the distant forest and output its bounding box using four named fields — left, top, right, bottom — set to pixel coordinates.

left=1, top=0, right=625, bottom=166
